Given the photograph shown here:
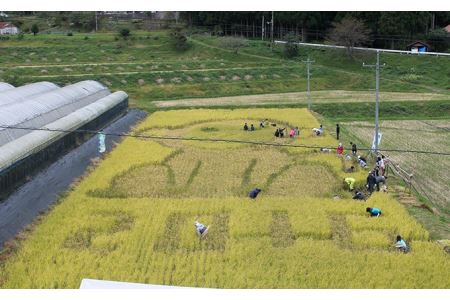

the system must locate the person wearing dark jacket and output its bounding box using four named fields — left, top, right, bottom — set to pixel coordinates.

left=366, top=171, right=377, bottom=193
left=350, top=142, right=357, bottom=155
left=243, top=123, right=249, bottom=131
left=249, top=188, right=262, bottom=199
left=352, top=190, right=365, bottom=200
